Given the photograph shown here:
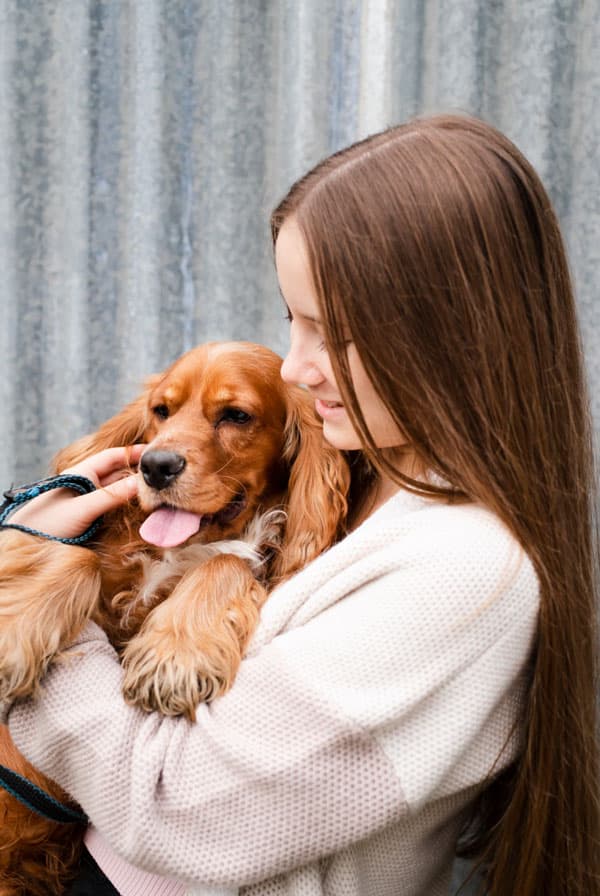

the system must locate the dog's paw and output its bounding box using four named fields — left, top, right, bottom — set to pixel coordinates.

left=120, top=555, right=265, bottom=721
left=121, top=632, right=238, bottom=721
